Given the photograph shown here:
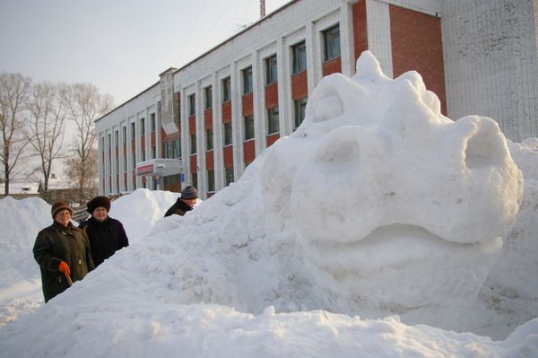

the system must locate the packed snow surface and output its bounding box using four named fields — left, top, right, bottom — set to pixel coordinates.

left=1, top=52, right=537, bottom=357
